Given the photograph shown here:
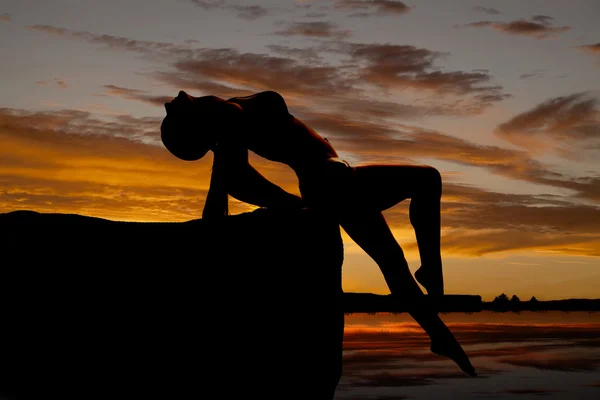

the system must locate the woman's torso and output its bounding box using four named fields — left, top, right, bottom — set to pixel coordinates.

left=226, top=91, right=339, bottom=177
